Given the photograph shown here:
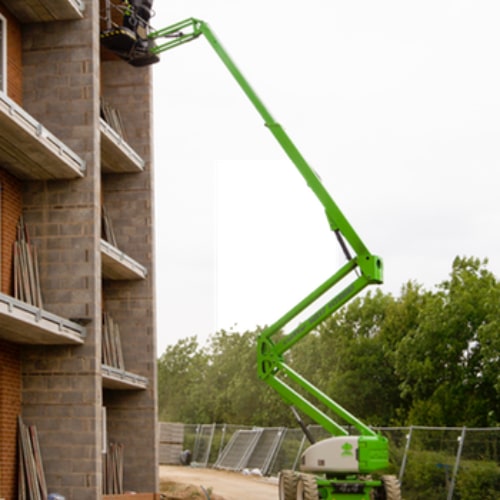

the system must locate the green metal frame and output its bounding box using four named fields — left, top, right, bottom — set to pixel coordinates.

left=149, top=17, right=386, bottom=470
